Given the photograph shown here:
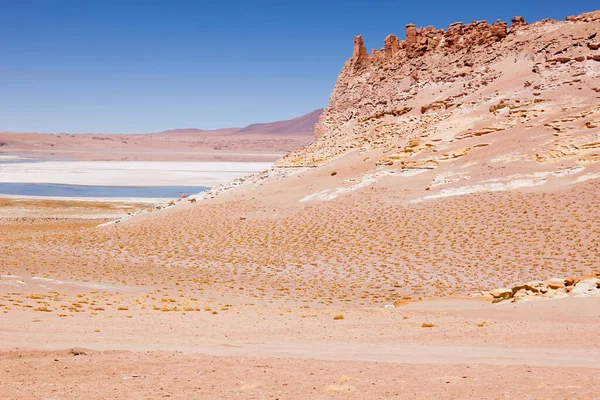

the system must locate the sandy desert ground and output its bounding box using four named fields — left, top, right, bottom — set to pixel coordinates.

left=2, top=11, right=600, bottom=400
left=1, top=176, right=599, bottom=398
